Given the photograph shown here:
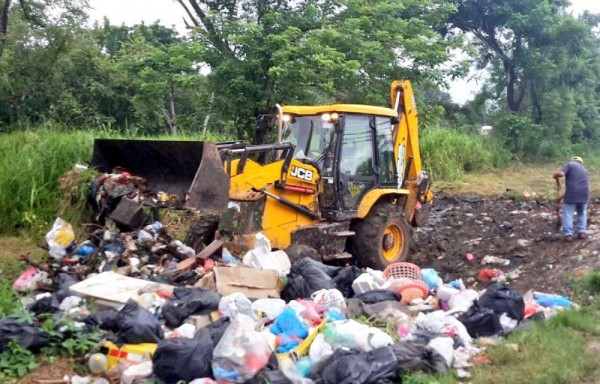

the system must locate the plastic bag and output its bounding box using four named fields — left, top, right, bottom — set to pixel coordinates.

left=162, top=287, right=221, bottom=328
left=121, top=360, right=153, bottom=384
left=54, top=273, right=80, bottom=302
left=219, top=292, right=255, bottom=320
left=391, top=340, right=448, bottom=374
left=281, top=258, right=336, bottom=301
left=12, top=267, right=52, bottom=292
left=0, top=318, right=49, bottom=352
left=311, top=289, right=346, bottom=313
left=153, top=331, right=214, bottom=382
left=309, top=334, right=334, bottom=365
left=323, top=319, right=393, bottom=352
left=83, top=309, right=120, bottom=331
left=45, top=217, right=76, bottom=260
left=313, top=349, right=371, bottom=384
left=354, top=289, right=400, bottom=304
left=421, top=268, right=442, bottom=290
left=478, top=283, right=525, bottom=321
left=212, top=314, right=272, bottom=383
left=252, top=299, right=286, bottom=320
left=244, top=249, right=291, bottom=276
left=332, top=266, right=361, bottom=298
left=427, top=337, right=454, bottom=370
left=270, top=309, right=309, bottom=339
left=458, top=301, right=503, bottom=337
left=28, top=294, right=60, bottom=314
left=310, top=347, right=398, bottom=384
left=116, top=299, right=164, bottom=344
